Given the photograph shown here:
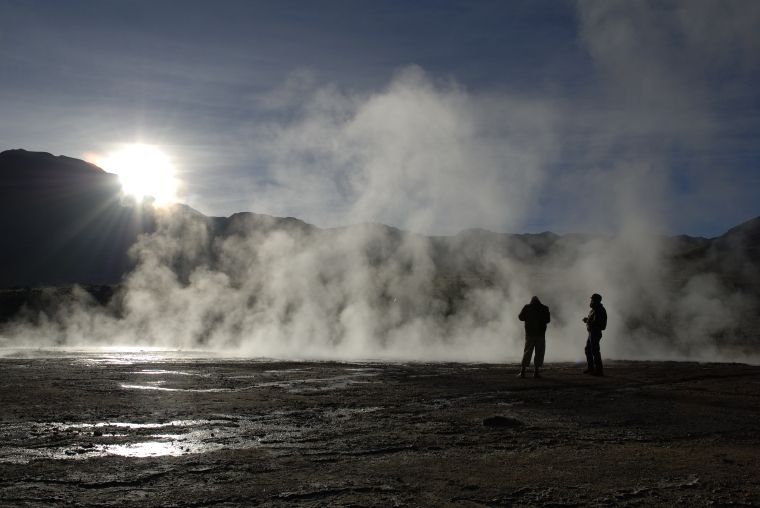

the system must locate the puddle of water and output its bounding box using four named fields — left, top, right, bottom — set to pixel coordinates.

left=118, top=368, right=389, bottom=393
left=253, top=373, right=380, bottom=393
left=131, top=369, right=207, bottom=377
left=0, top=354, right=390, bottom=463
left=98, top=441, right=188, bottom=458
left=120, top=384, right=239, bottom=393
left=60, top=420, right=209, bottom=430
left=0, top=416, right=304, bottom=463
left=85, top=354, right=172, bottom=366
